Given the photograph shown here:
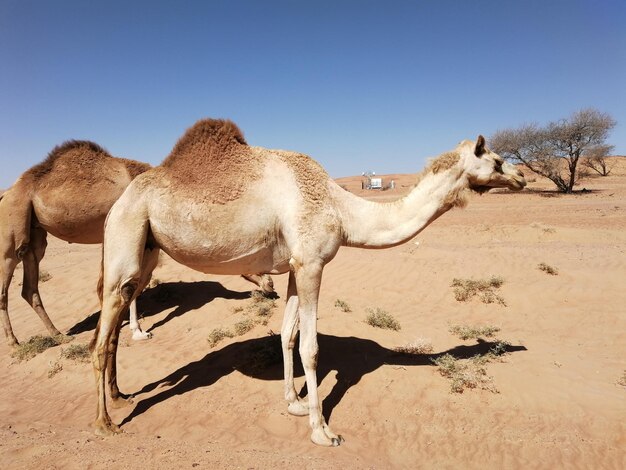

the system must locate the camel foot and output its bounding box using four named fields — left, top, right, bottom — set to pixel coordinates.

left=110, top=395, right=134, bottom=409
left=131, top=330, right=152, bottom=341
left=287, top=400, right=309, bottom=416
left=311, top=427, right=343, bottom=447
left=93, top=420, right=121, bottom=436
